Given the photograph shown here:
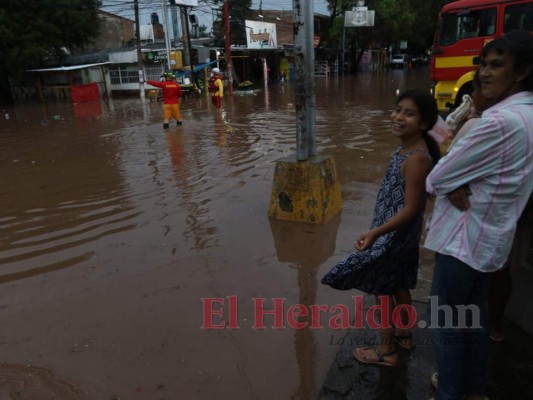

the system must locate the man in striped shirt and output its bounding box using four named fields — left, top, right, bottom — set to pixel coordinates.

left=425, top=30, right=533, bottom=400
